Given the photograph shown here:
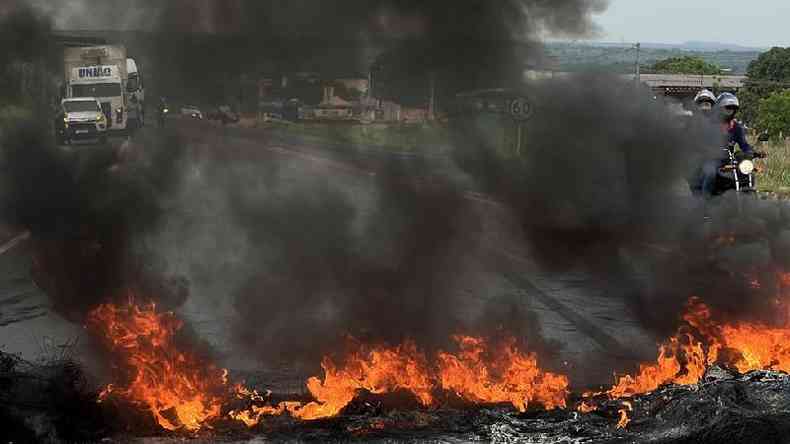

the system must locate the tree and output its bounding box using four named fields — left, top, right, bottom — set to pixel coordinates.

left=649, top=56, right=720, bottom=75
left=741, top=47, right=790, bottom=124
left=756, top=90, right=790, bottom=139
